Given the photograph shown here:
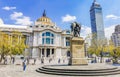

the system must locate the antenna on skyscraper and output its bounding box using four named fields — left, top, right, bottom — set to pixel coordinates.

left=94, top=0, right=96, bottom=2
